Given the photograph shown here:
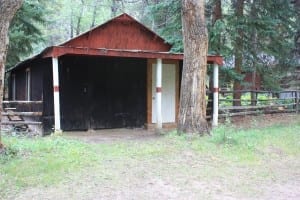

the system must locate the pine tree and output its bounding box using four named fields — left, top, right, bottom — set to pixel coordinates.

left=6, top=0, right=46, bottom=68
left=143, top=0, right=182, bottom=52
left=232, top=0, right=244, bottom=106
left=220, top=0, right=297, bottom=95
